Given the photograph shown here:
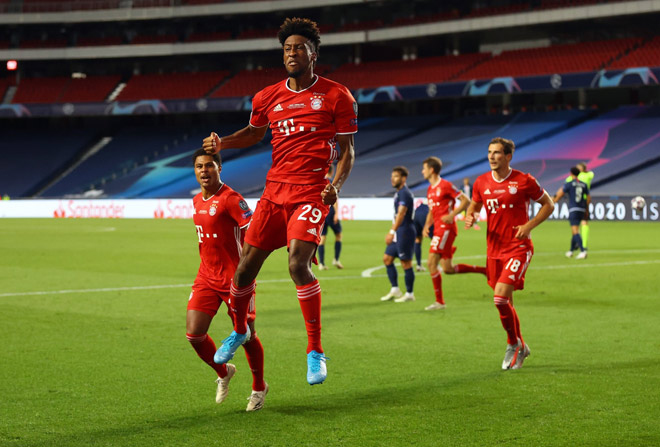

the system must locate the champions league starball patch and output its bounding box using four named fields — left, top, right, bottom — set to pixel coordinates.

left=239, top=200, right=249, bottom=211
